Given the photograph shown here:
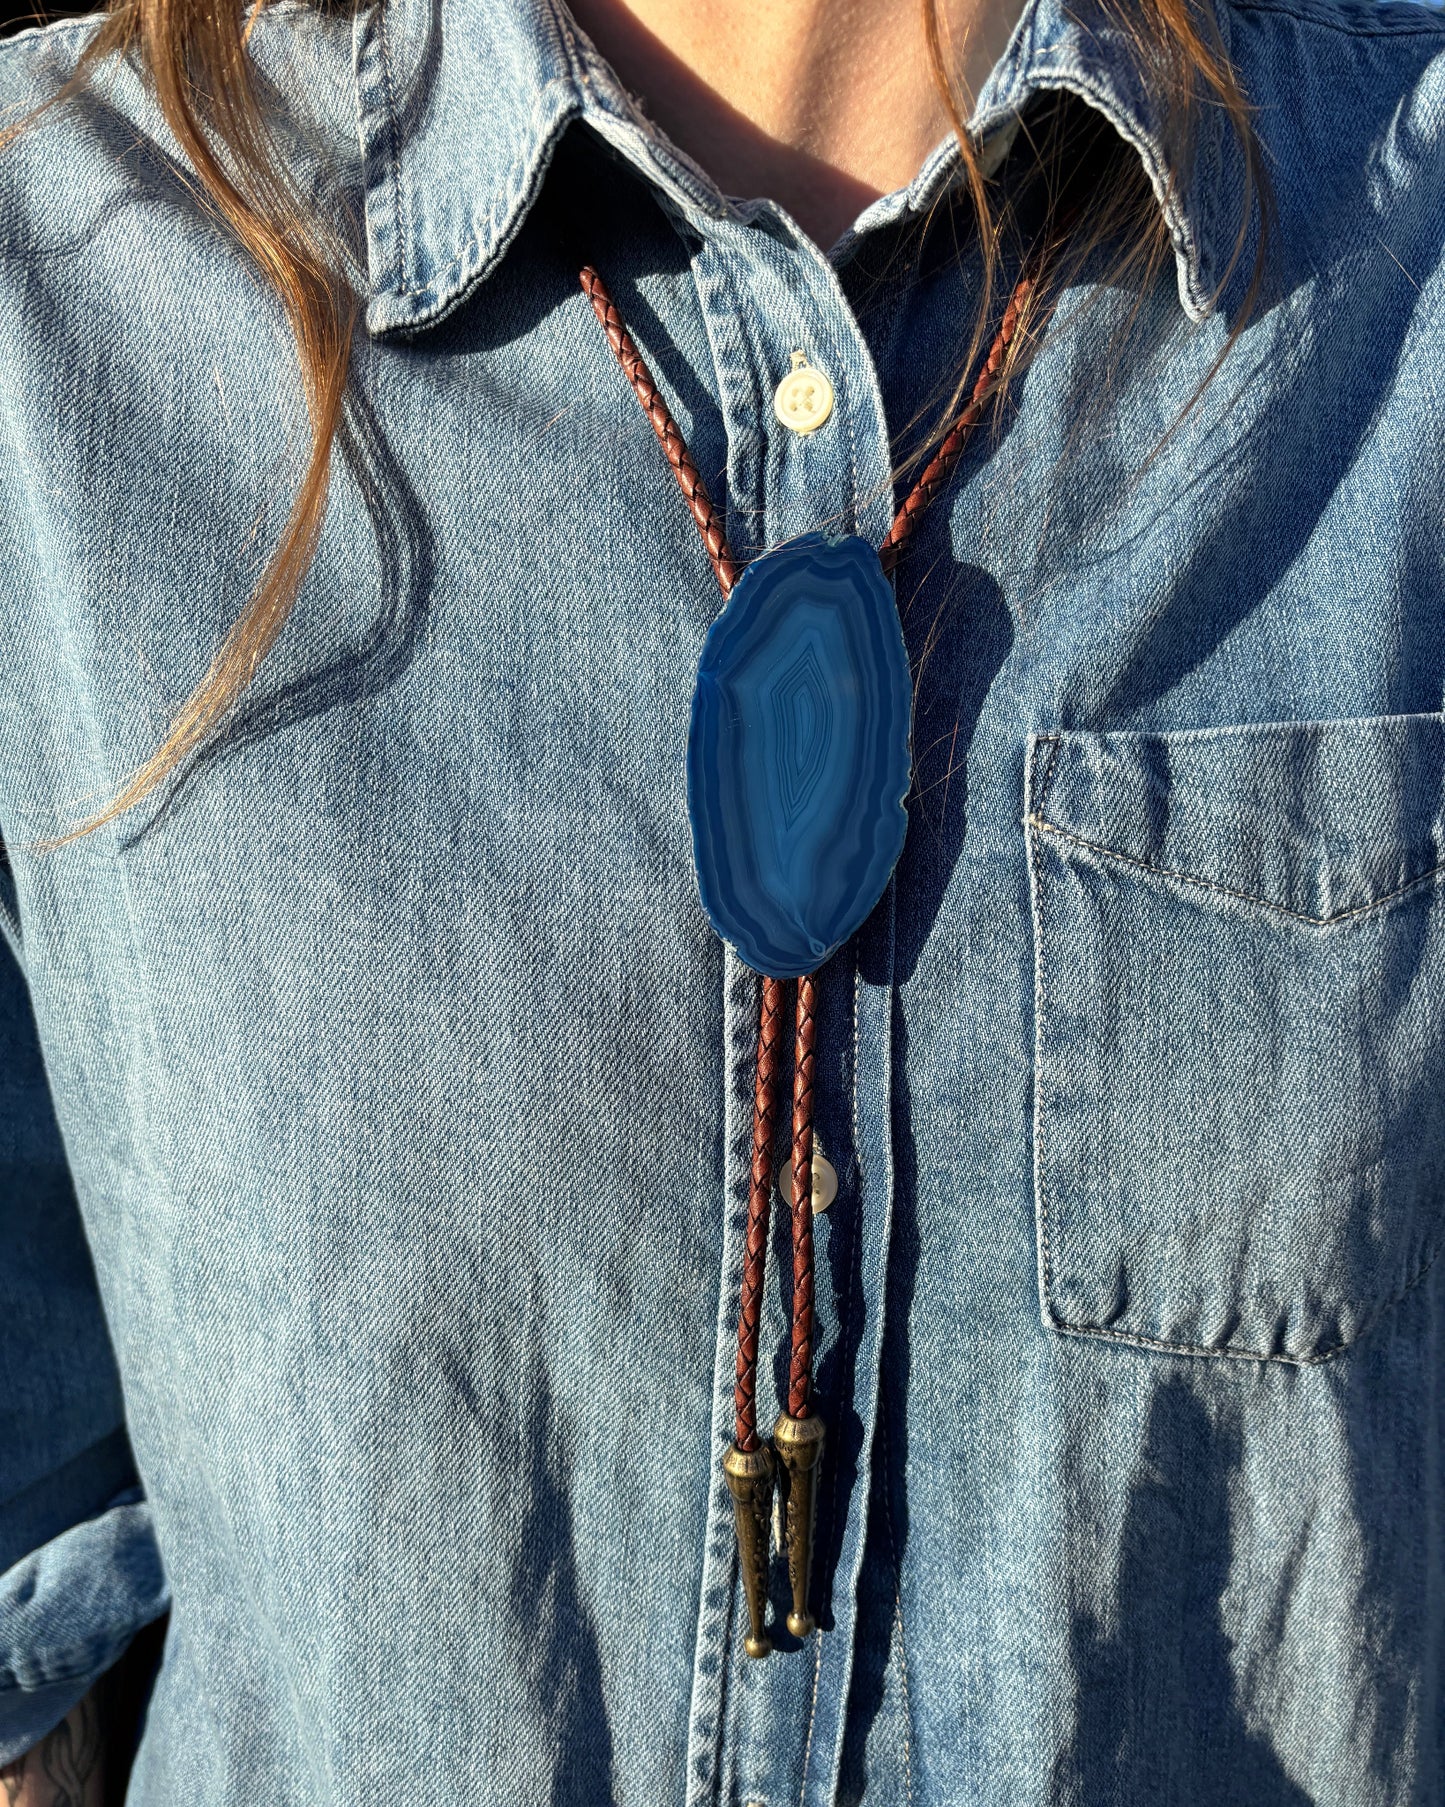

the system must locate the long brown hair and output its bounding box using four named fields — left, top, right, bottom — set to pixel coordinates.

left=9, top=0, right=1263, bottom=839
